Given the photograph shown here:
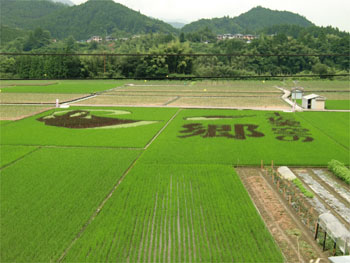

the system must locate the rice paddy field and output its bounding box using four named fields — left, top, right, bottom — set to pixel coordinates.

left=0, top=79, right=349, bottom=262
